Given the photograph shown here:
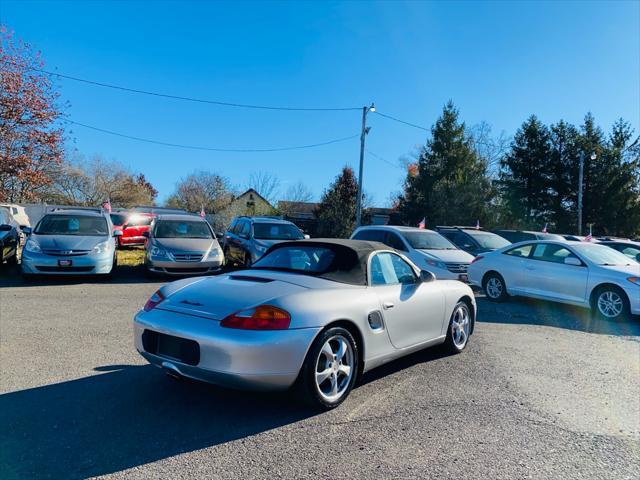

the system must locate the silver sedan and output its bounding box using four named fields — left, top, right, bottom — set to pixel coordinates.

left=134, top=239, right=476, bottom=409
